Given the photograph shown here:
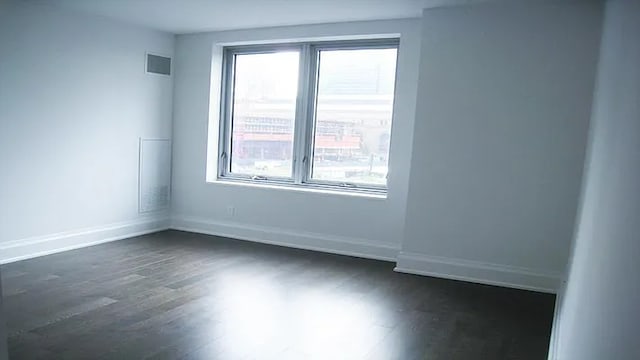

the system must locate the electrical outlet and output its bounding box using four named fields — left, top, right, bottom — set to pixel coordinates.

left=227, top=206, right=235, bottom=216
